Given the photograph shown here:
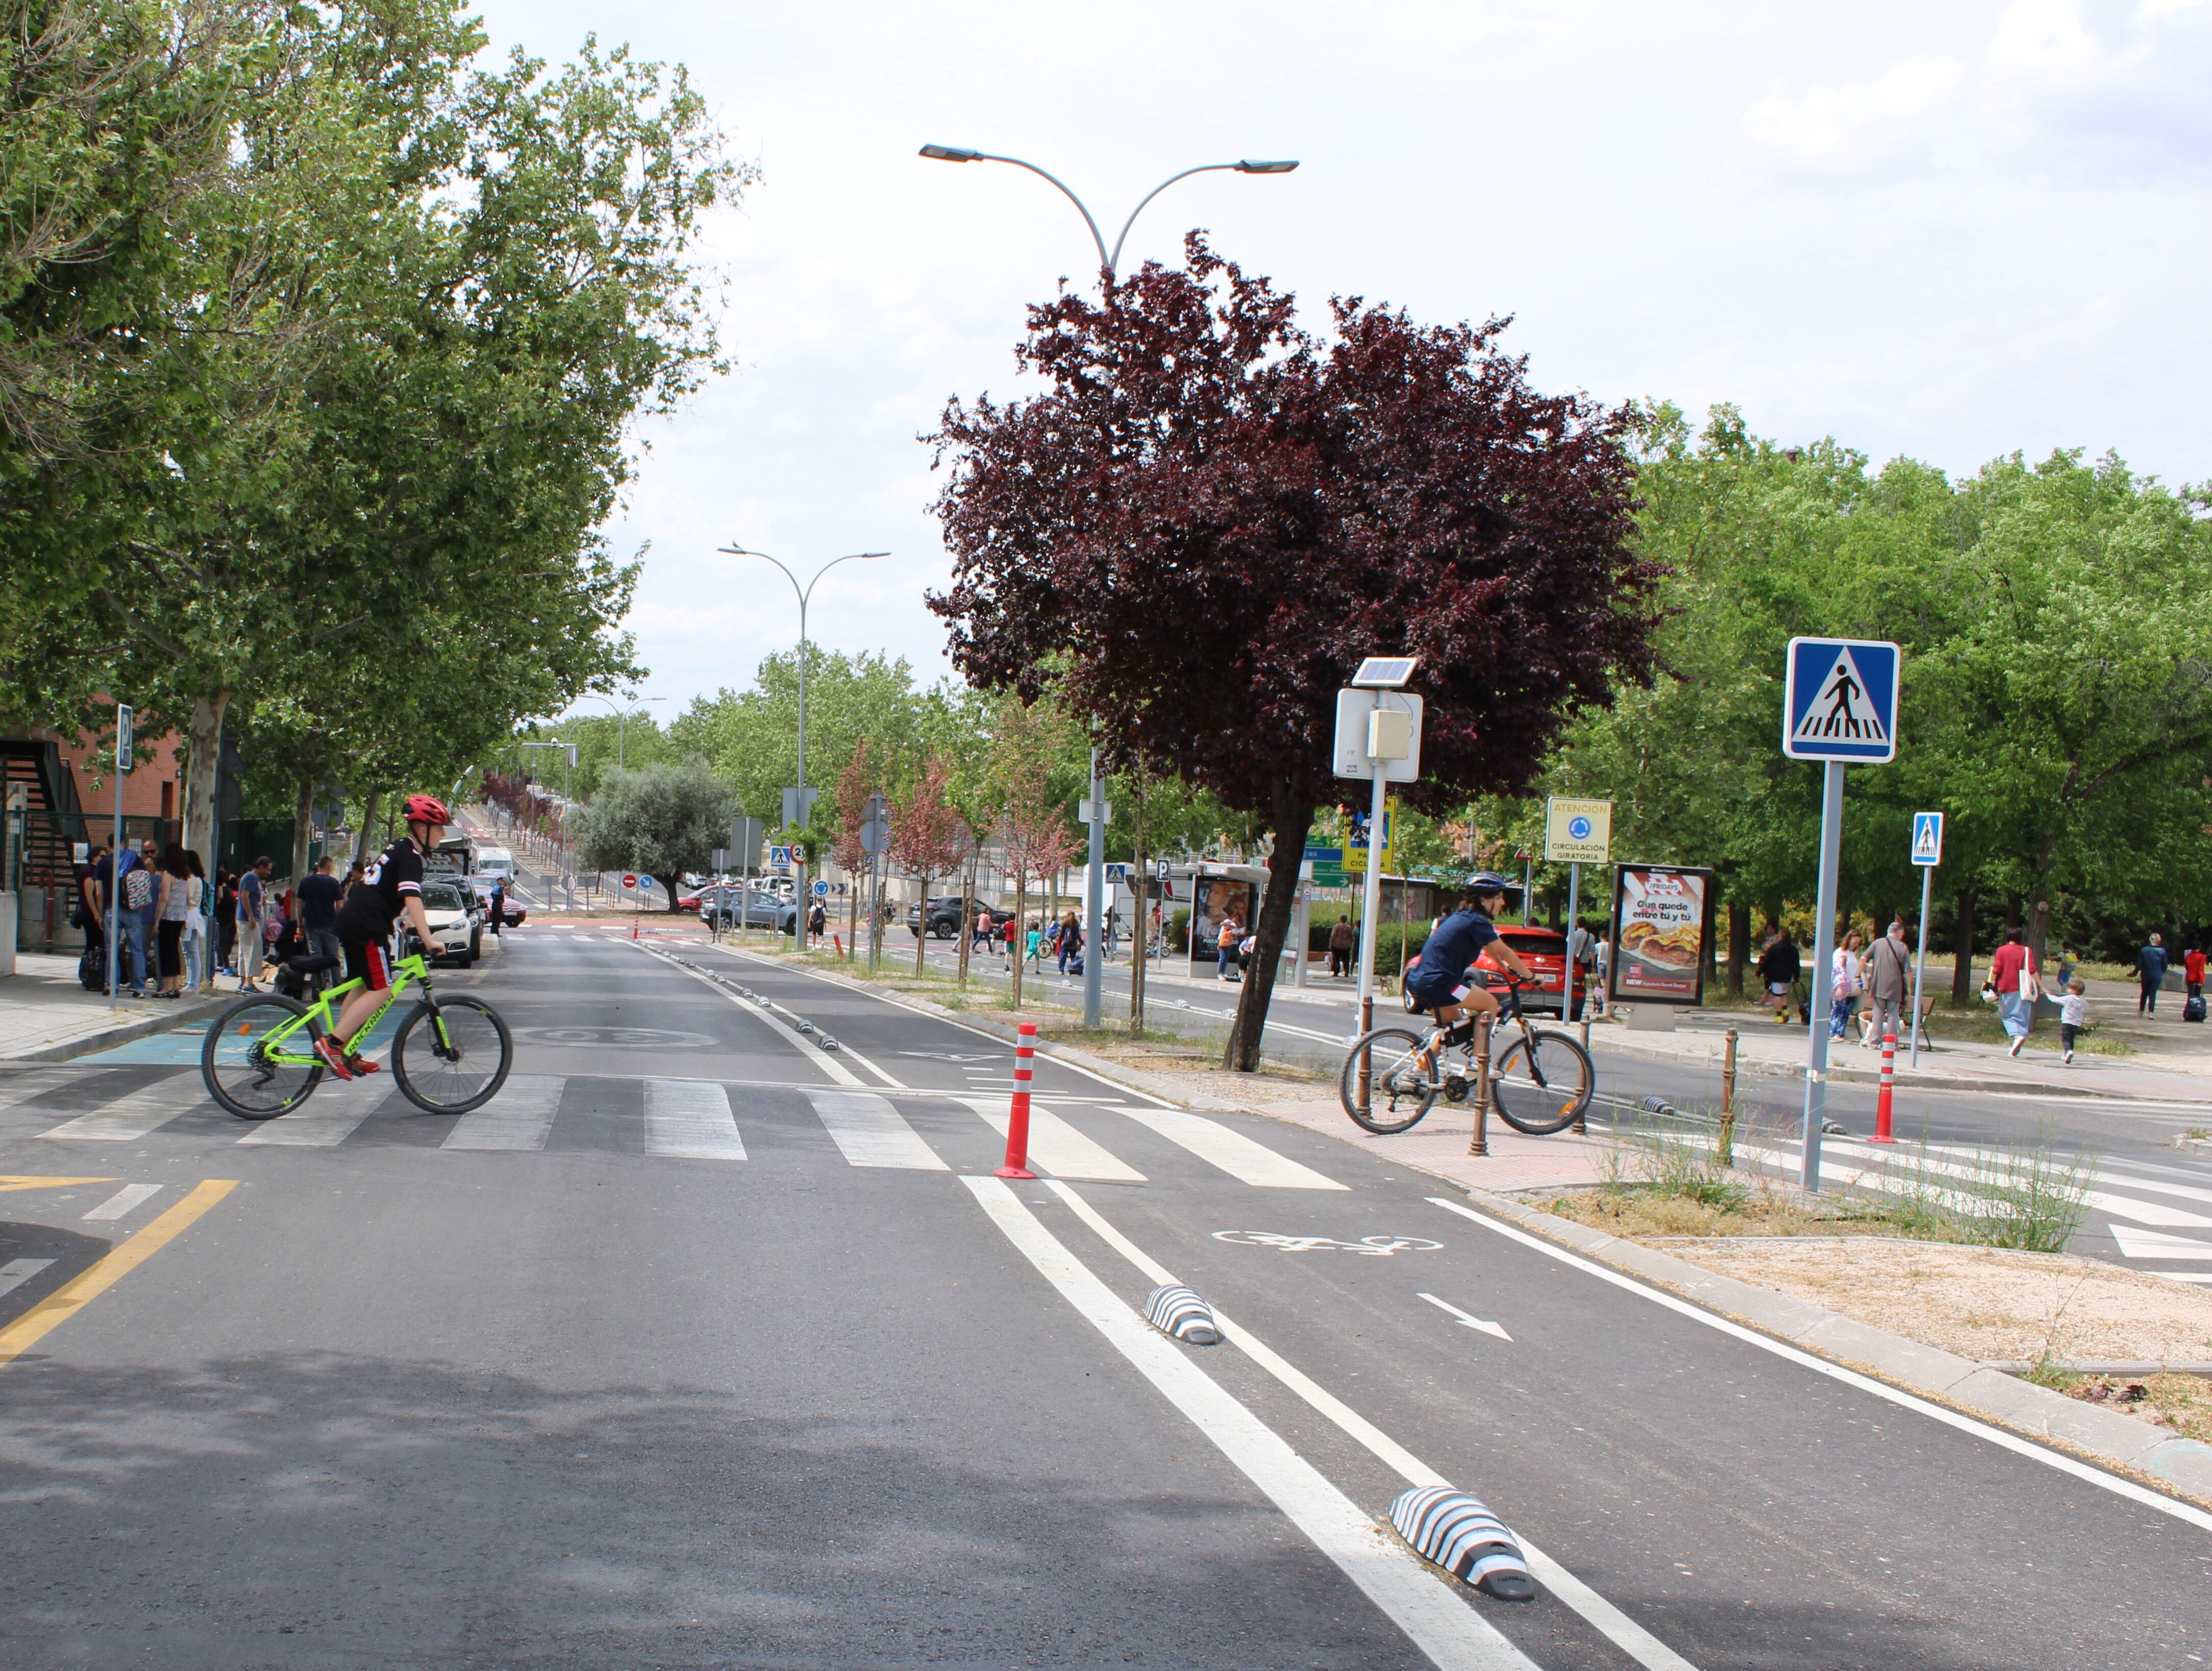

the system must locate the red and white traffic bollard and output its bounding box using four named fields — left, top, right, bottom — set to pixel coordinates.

left=996, top=1020, right=1038, bottom=1179
left=1871, top=1029, right=1897, bottom=1143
